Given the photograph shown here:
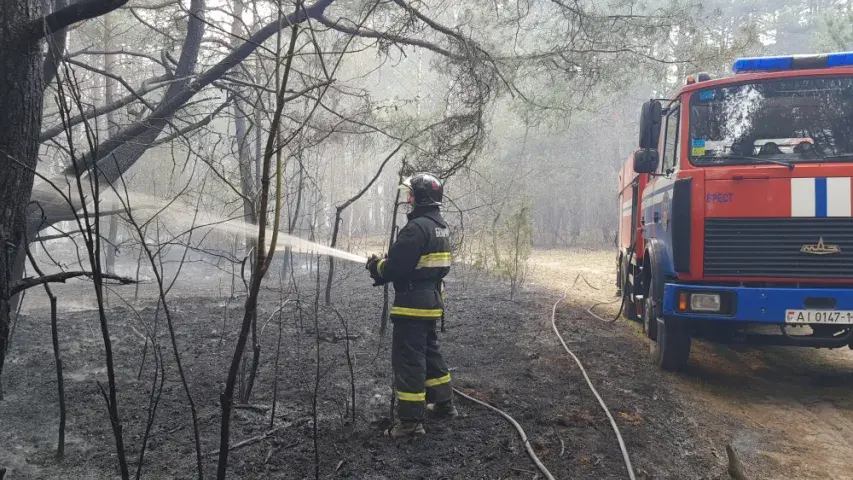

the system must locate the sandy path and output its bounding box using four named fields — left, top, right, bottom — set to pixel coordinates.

left=529, top=248, right=853, bottom=480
